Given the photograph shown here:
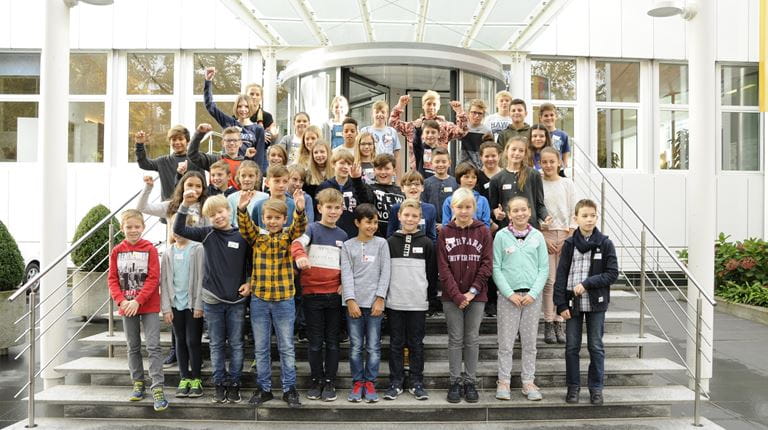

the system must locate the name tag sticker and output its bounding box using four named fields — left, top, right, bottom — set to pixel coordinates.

left=362, top=255, right=376, bottom=263
left=227, top=241, right=240, bottom=249
left=505, top=246, right=515, bottom=254
left=598, top=296, right=604, bottom=303
left=174, top=253, right=184, bottom=260
left=335, top=131, right=343, bottom=137
left=413, top=247, right=423, bottom=254
left=483, top=182, right=490, bottom=189
left=335, top=240, right=344, bottom=247
left=418, top=218, right=425, bottom=225
left=443, top=187, right=453, bottom=193
left=502, top=183, right=512, bottom=190
left=343, top=191, right=353, bottom=197
left=594, top=253, right=602, bottom=260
